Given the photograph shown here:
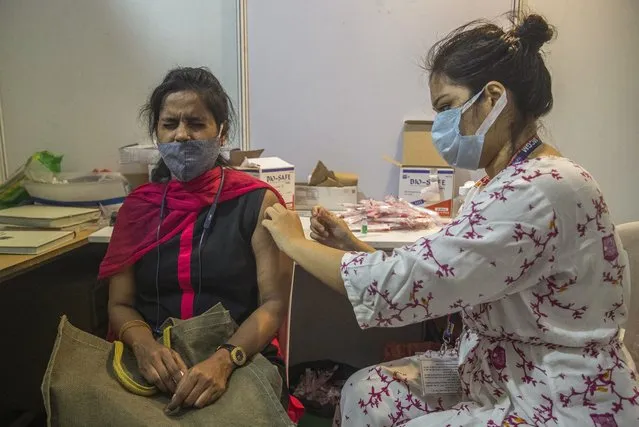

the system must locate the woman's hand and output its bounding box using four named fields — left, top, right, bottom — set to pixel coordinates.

left=310, top=206, right=358, bottom=251
left=165, top=350, right=234, bottom=412
left=132, top=338, right=188, bottom=394
left=262, top=204, right=306, bottom=253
